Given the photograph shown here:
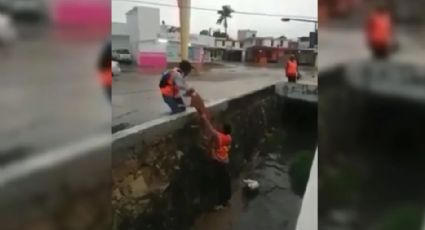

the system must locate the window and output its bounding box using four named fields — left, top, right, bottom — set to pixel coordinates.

left=271, top=40, right=274, bottom=47
left=222, top=41, right=225, bottom=46
left=232, top=41, right=235, bottom=47
left=280, top=40, right=283, bottom=46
